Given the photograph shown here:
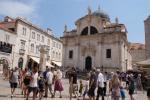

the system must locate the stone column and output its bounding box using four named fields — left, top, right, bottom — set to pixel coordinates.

left=98, top=41, right=101, bottom=67
left=62, top=43, right=67, bottom=71
left=39, top=45, right=49, bottom=72
left=75, top=42, right=79, bottom=68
